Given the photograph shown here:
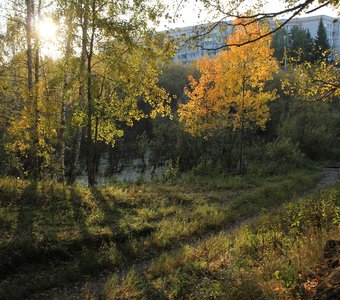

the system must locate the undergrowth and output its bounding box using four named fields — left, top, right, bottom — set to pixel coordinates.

left=0, top=169, right=316, bottom=298
left=103, top=181, right=340, bottom=299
